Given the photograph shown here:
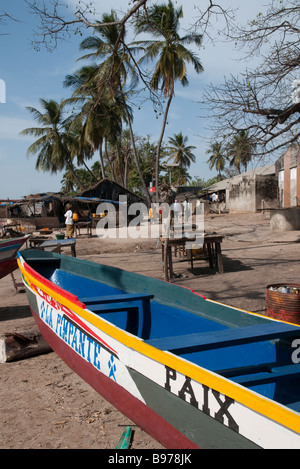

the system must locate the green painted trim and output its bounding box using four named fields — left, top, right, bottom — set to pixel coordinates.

left=22, top=249, right=269, bottom=329
left=128, top=367, right=260, bottom=449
